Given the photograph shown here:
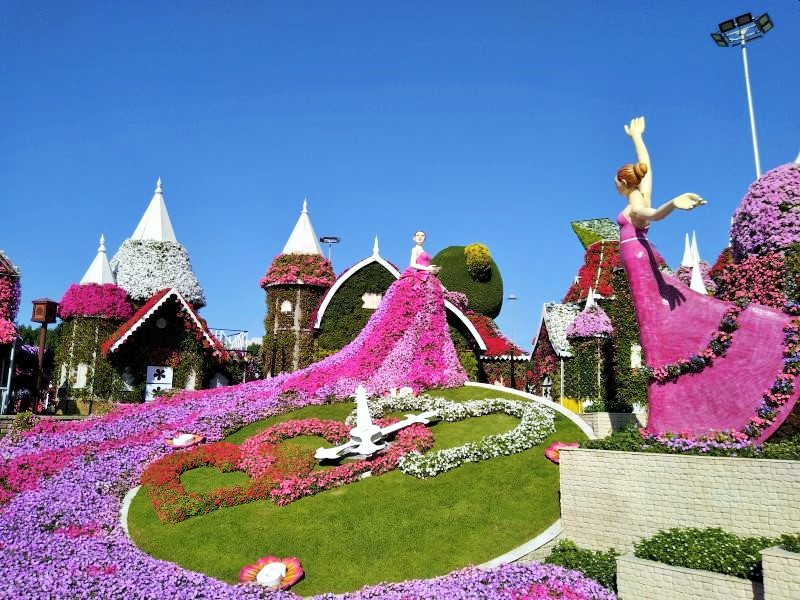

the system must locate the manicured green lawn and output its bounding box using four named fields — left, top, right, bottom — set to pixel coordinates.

left=128, top=387, right=586, bottom=596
